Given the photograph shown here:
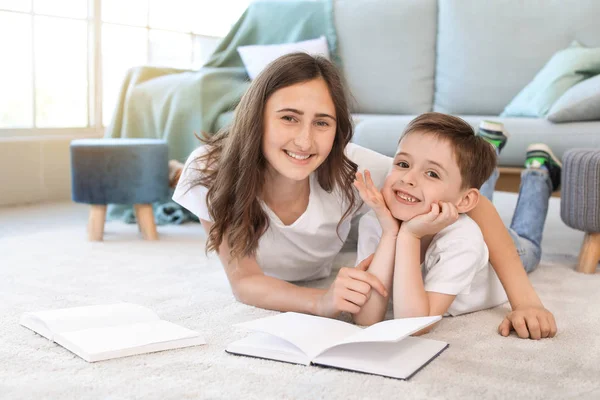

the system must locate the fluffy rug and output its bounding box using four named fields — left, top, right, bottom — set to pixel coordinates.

left=1, top=194, right=599, bottom=399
